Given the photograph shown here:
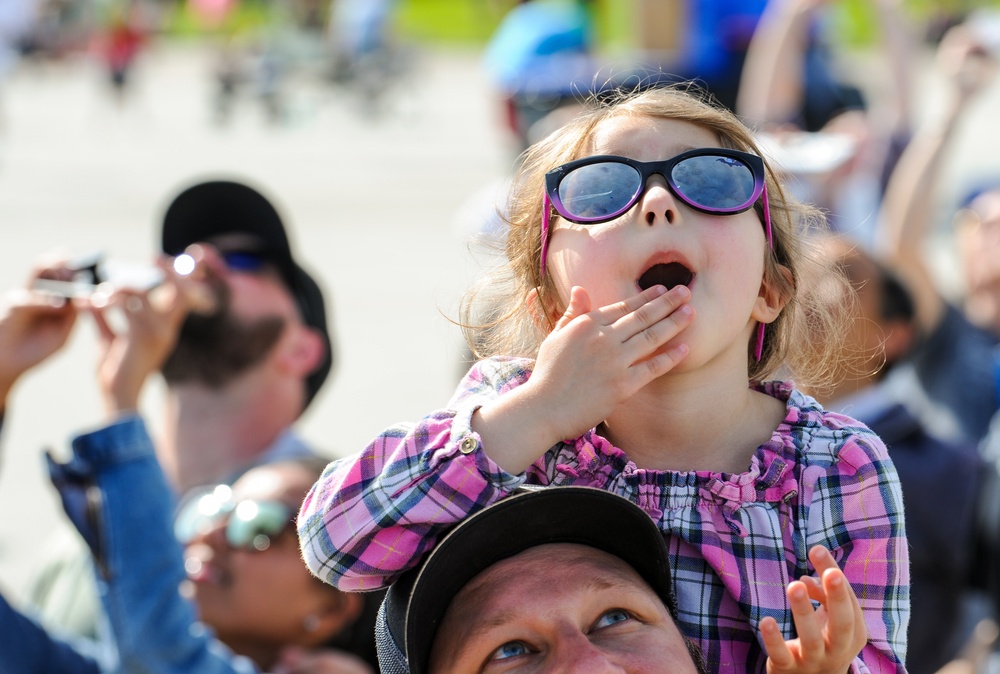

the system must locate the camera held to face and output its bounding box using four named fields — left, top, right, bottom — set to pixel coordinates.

left=31, top=250, right=165, bottom=301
